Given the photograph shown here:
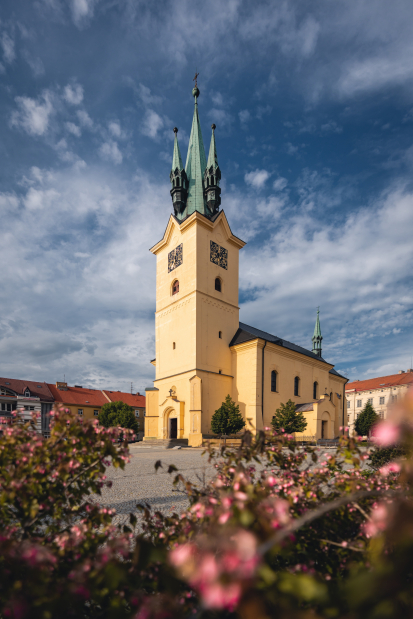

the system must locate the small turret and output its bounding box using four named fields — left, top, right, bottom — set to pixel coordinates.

left=312, top=308, right=323, bottom=358
left=170, top=127, right=188, bottom=217
left=204, top=124, right=221, bottom=216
